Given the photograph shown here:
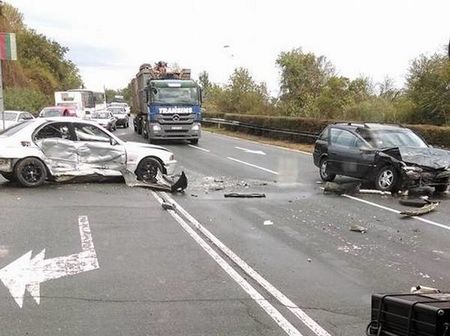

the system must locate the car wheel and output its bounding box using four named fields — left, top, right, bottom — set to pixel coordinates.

left=15, top=158, right=47, bottom=187
left=375, top=165, right=399, bottom=191
left=319, top=157, right=336, bottom=182
left=190, top=139, right=199, bottom=145
left=1, top=172, right=16, bottom=182
left=435, top=184, right=449, bottom=193
left=136, top=157, right=163, bottom=183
